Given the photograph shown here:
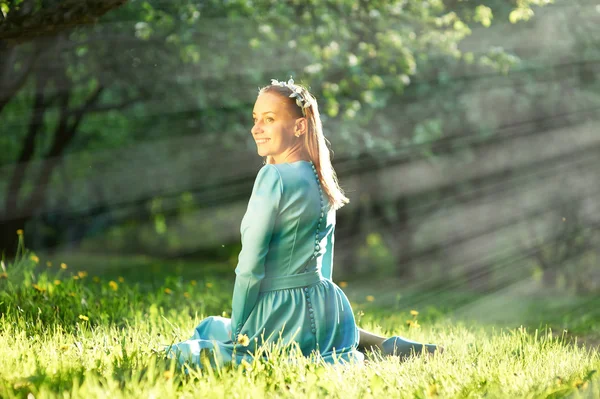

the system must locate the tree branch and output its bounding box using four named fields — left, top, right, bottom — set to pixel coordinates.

left=67, top=83, right=104, bottom=134
left=22, top=81, right=104, bottom=216
left=72, top=94, right=142, bottom=114
left=0, top=0, right=128, bottom=46
left=0, top=42, right=41, bottom=115
left=4, top=70, right=48, bottom=216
